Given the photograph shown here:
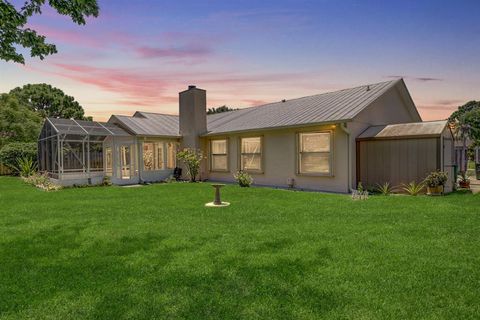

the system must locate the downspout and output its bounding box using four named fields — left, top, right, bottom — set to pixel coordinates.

left=339, top=123, right=351, bottom=193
